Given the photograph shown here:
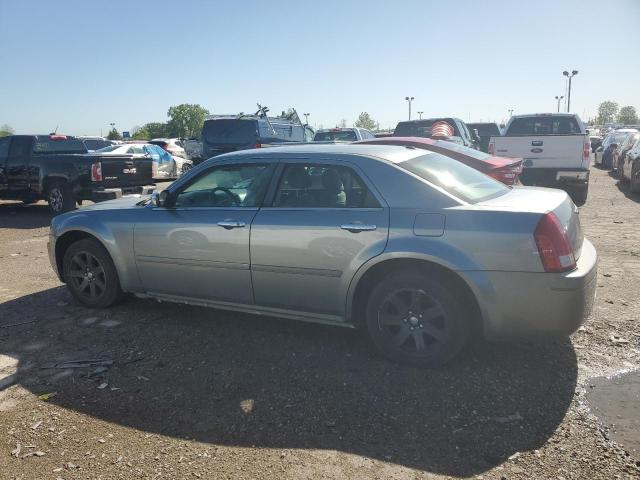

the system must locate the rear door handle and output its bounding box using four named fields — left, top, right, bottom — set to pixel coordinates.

left=340, top=224, right=377, bottom=233
left=217, top=221, right=246, bottom=229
